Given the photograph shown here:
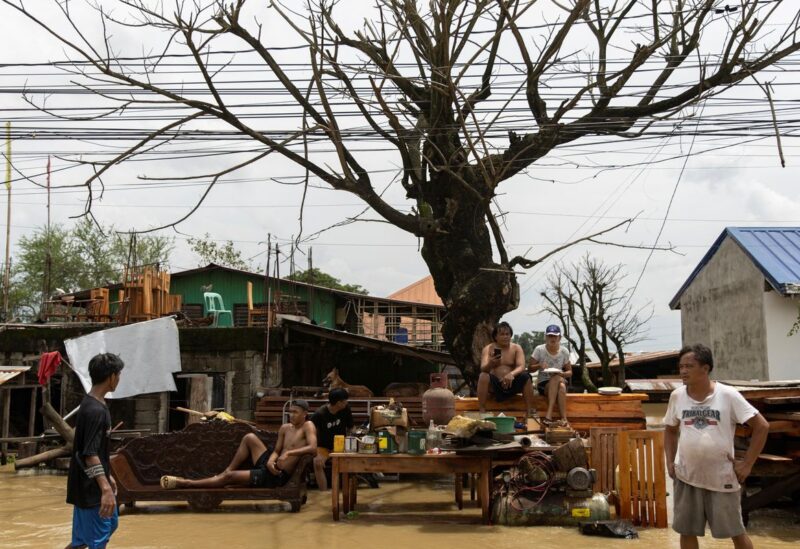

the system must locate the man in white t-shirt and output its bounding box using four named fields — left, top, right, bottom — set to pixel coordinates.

left=529, top=324, right=572, bottom=426
left=663, top=344, right=769, bottom=549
